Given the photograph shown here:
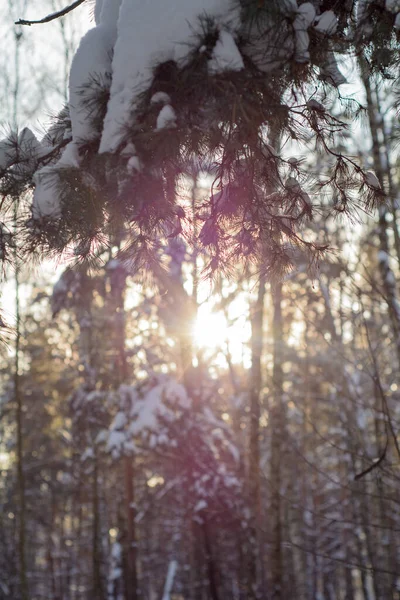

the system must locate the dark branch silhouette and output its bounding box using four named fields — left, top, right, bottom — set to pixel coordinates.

left=354, top=440, right=388, bottom=481
left=15, top=0, right=86, bottom=26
